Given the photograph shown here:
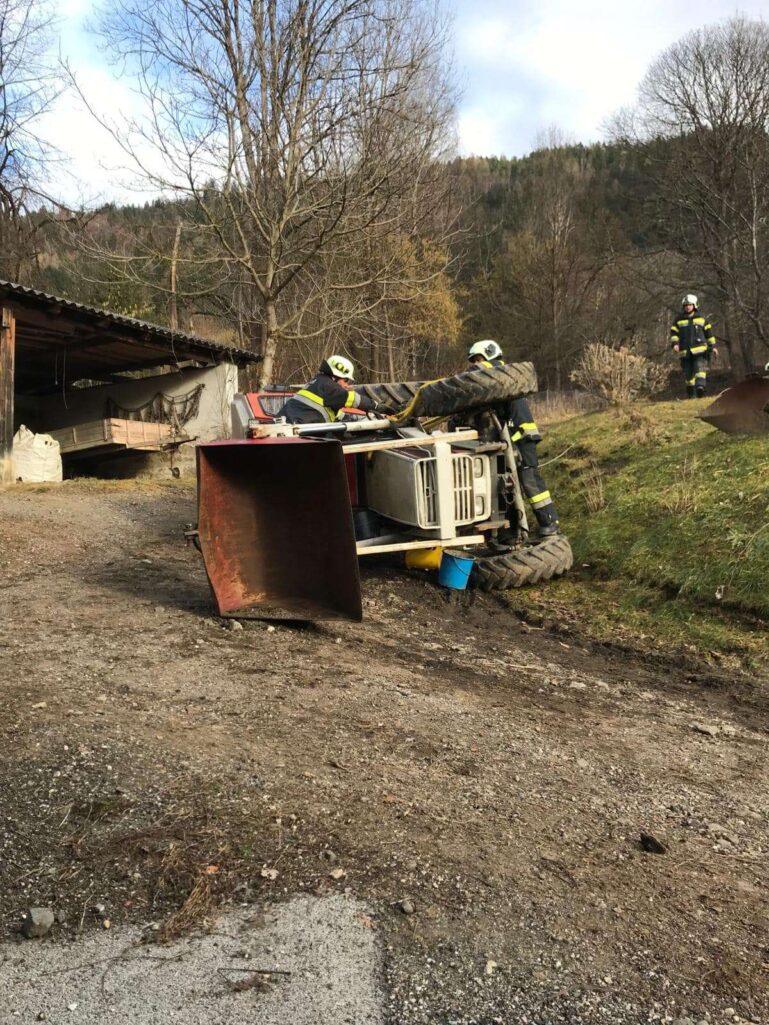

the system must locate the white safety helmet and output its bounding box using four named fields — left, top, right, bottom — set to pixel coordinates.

left=682, top=294, right=698, bottom=308
left=468, top=339, right=503, bottom=361
left=325, top=354, right=355, bottom=381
